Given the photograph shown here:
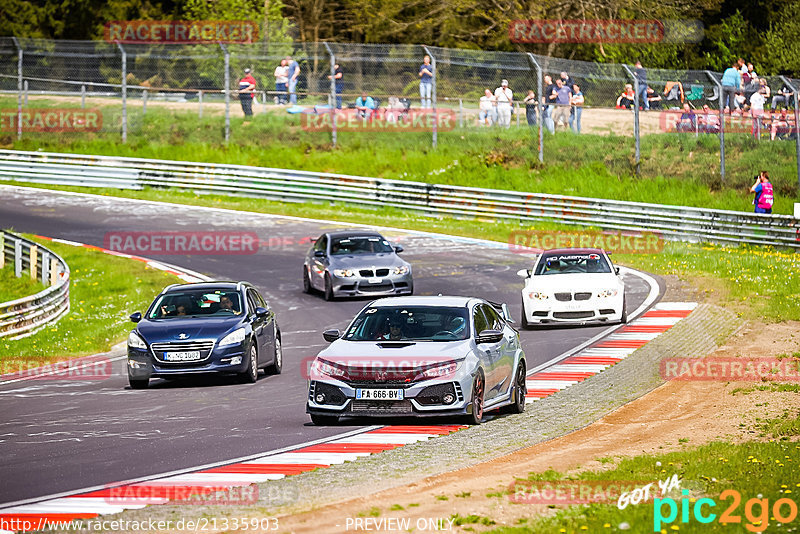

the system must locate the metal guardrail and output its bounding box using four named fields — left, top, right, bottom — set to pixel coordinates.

left=0, top=231, right=70, bottom=339
left=0, top=149, right=797, bottom=250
